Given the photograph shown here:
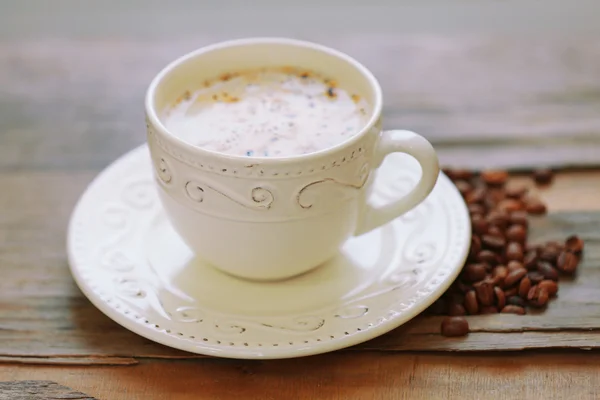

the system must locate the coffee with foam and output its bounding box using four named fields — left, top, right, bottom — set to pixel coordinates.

left=162, top=67, right=369, bottom=157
